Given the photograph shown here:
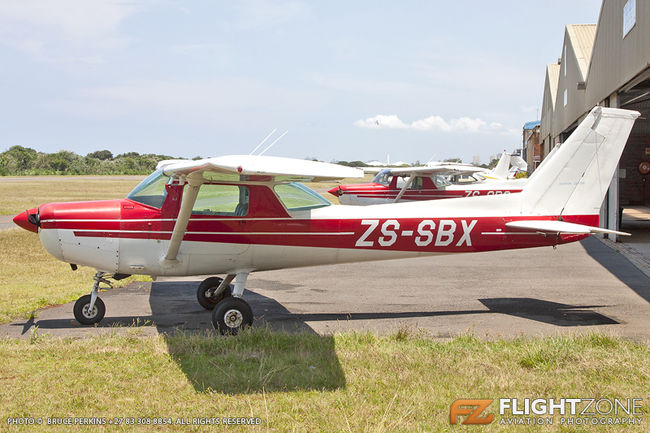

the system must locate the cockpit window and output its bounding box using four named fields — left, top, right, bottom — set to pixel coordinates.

left=127, top=170, right=170, bottom=208
left=274, top=182, right=331, bottom=211
left=432, top=175, right=451, bottom=188
left=372, top=169, right=391, bottom=186
left=408, top=176, right=422, bottom=190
